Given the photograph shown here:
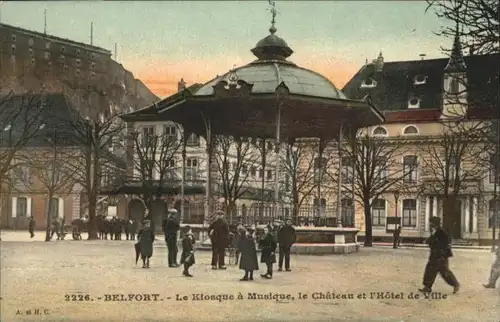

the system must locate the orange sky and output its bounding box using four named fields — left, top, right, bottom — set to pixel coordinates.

left=135, top=58, right=359, bottom=98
